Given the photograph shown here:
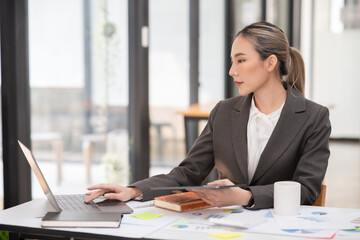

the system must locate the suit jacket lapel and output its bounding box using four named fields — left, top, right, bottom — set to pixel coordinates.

left=250, top=86, right=309, bottom=184
left=232, top=94, right=252, bottom=182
